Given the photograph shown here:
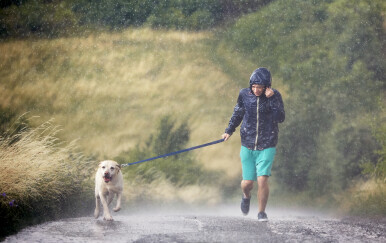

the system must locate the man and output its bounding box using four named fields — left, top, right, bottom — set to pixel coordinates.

left=222, top=67, right=285, bottom=221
